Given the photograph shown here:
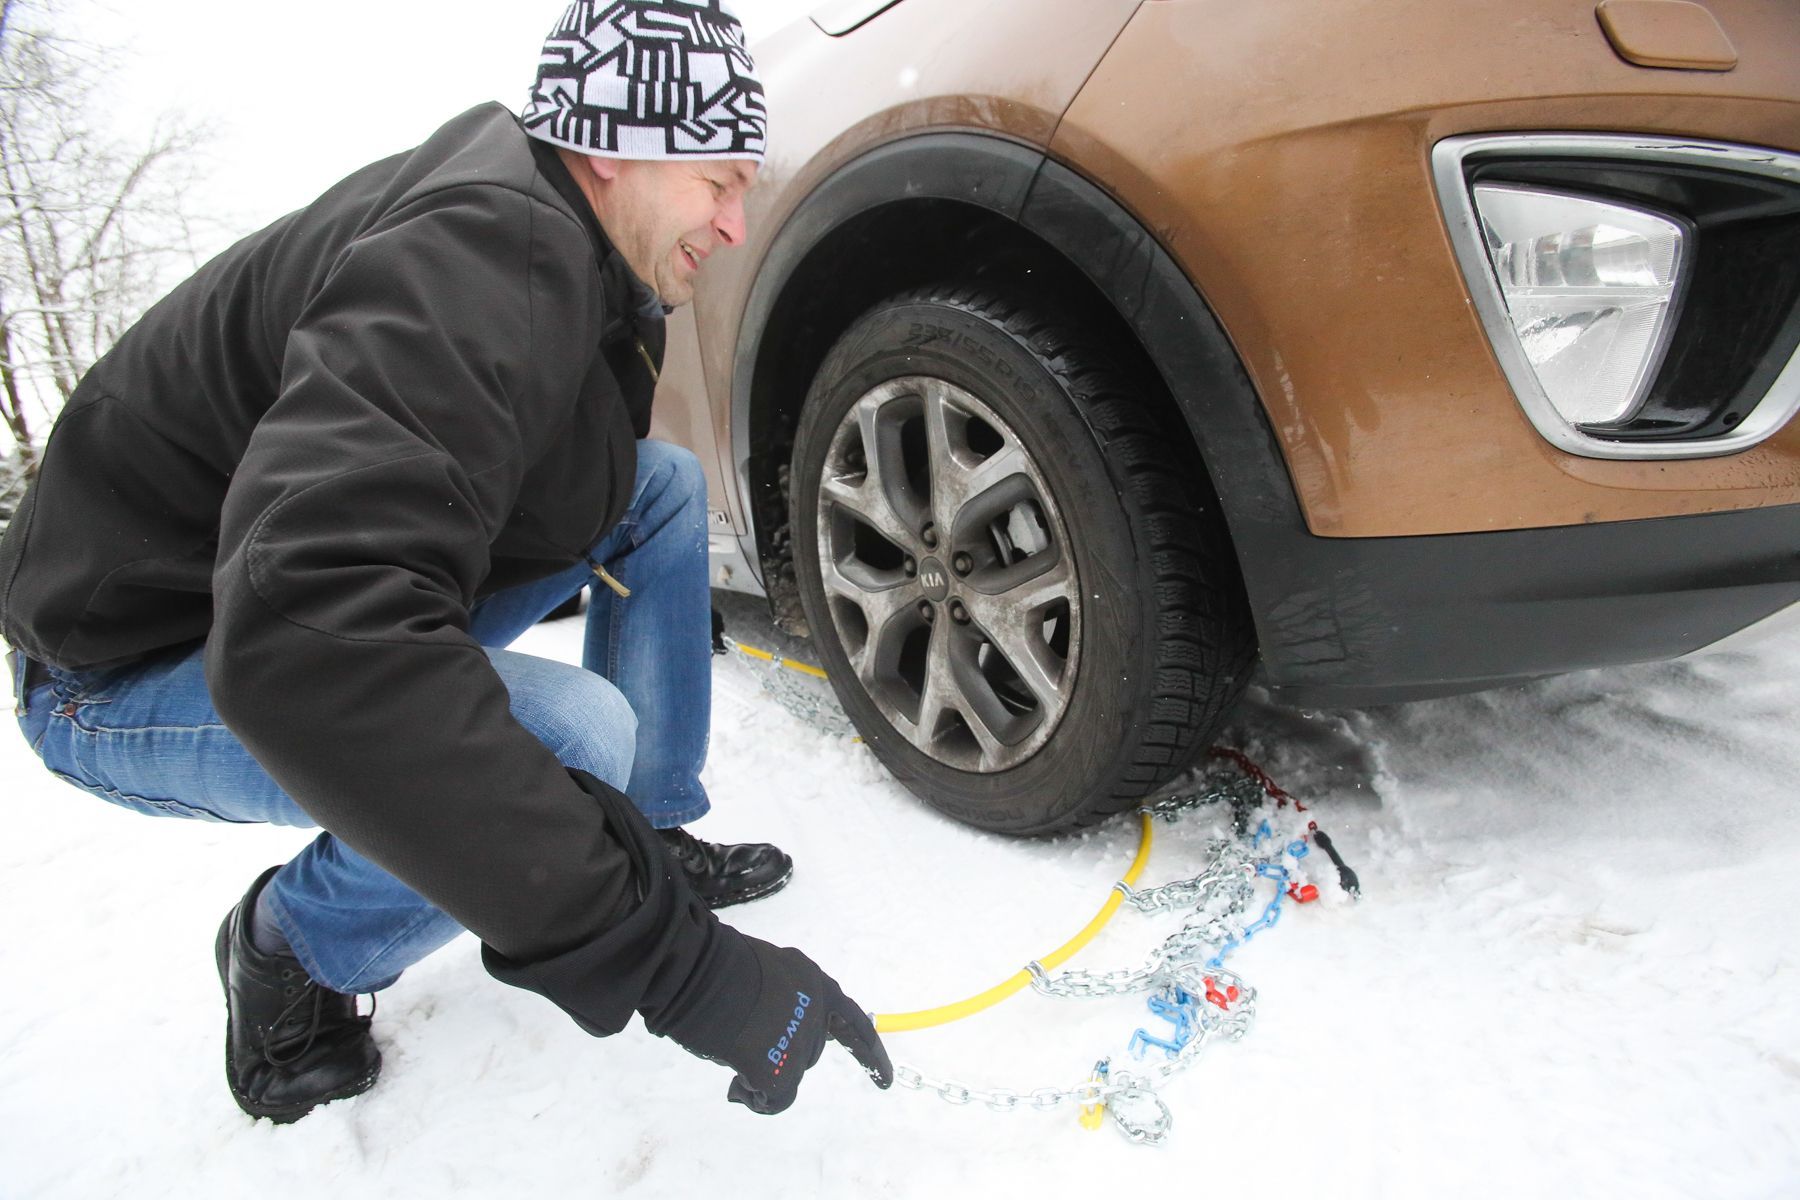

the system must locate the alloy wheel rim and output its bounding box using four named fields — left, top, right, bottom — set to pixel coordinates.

left=814, top=376, right=1082, bottom=772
